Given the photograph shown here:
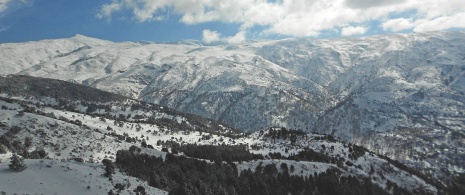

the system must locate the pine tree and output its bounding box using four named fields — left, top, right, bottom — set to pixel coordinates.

left=9, top=153, right=27, bottom=171
left=102, top=159, right=115, bottom=177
